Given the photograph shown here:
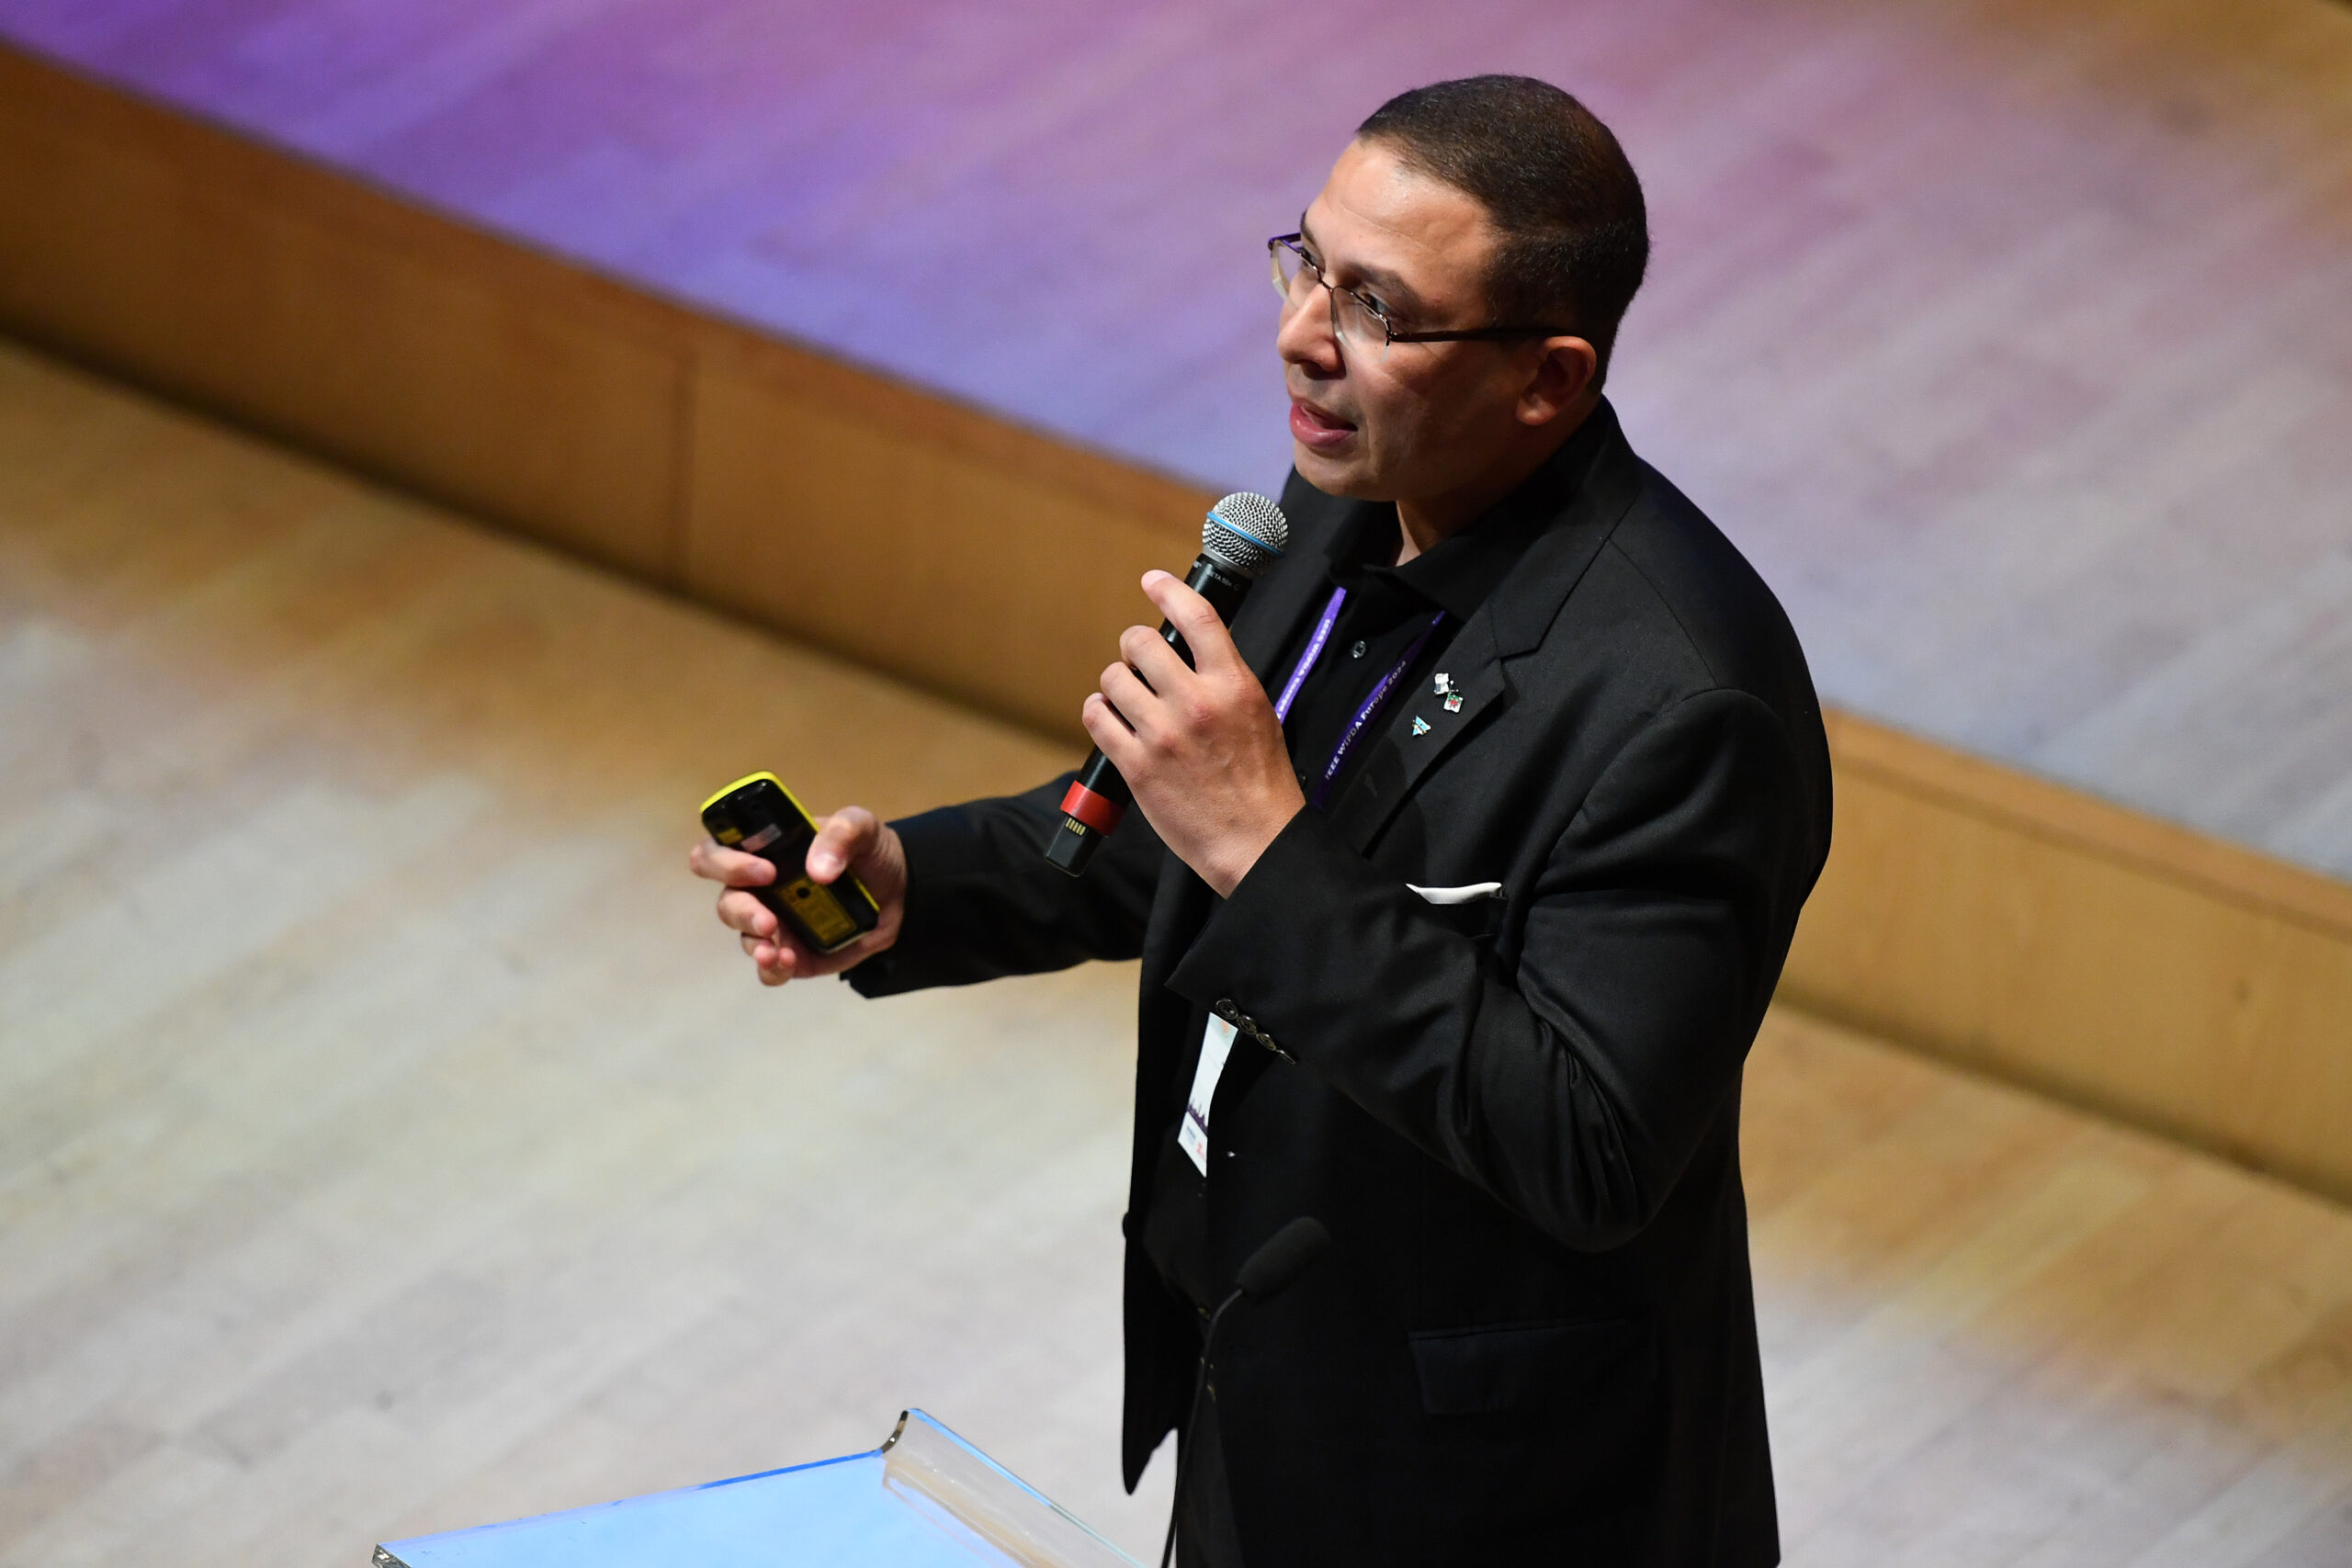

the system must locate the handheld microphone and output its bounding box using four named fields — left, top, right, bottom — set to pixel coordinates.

left=1045, top=493, right=1290, bottom=877
left=1159, top=1217, right=1329, bottom=1568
